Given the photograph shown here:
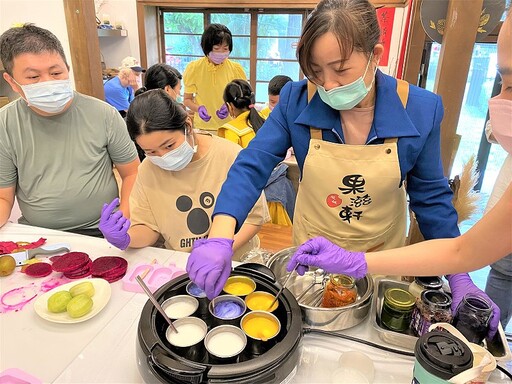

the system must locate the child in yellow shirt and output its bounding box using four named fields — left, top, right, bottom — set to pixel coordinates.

left=218, top=79, right=265, bottom=148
